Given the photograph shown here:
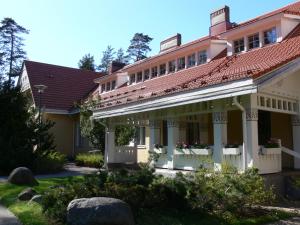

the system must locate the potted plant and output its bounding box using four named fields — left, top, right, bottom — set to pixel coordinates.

left=223, top=144, right=241, bottom=155
left=190, top=143, right=212, bottom=155
left=153, top=144, right=166, bottom=154
left=261, top=139, right=281, bottom=155
left=175, top=142, right=191, bottom=155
